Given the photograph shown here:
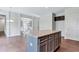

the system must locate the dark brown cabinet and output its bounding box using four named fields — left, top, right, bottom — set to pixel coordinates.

left=39, top=35, right=48, bottom=52
left=48, top=38, right=54, bottom=51
left=38, top=31, right=61, bottom=52
left=40, top=41, right=48, bottom=52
